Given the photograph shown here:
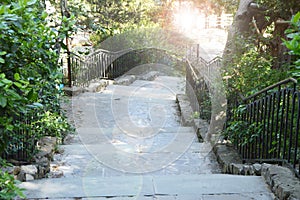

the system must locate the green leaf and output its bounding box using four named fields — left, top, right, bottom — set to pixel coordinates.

left=292, top=12, right=300, bottom=24
left=13, top=82, right=23, bottom=88
left=27, top=89, right=38, bottom=101
left=1, top=78, right=12, bottom=85
left=32, top=102, right=43, bottom=108
left=14, top=73, right=20, bottom=81
left=27, top=0, right=37, bottom=6
left=0, top=96, right=7, bottom=108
